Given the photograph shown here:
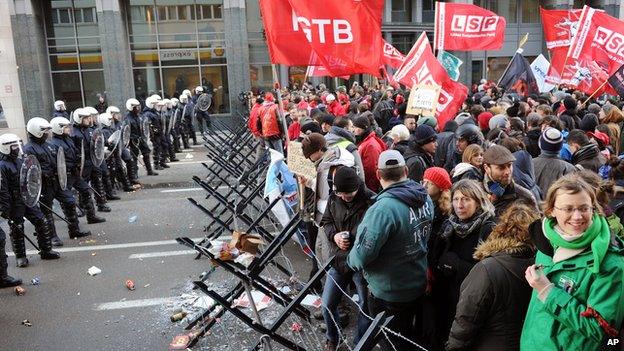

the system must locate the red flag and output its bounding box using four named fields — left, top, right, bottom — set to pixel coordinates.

left=434, top=2, right=506, bottom=51
left=540, top=8, right=583, bottom=50
left=382, top=40, right=405, bottom=69
left=564, top=6, right=624, bottom=86
left=305, top=53, right=350, bottom=79
left=571, top=47, right=618, bottom=96
left=394, top=32, right=467, bottom=129
left=259, top=0, right=384, bottom=77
